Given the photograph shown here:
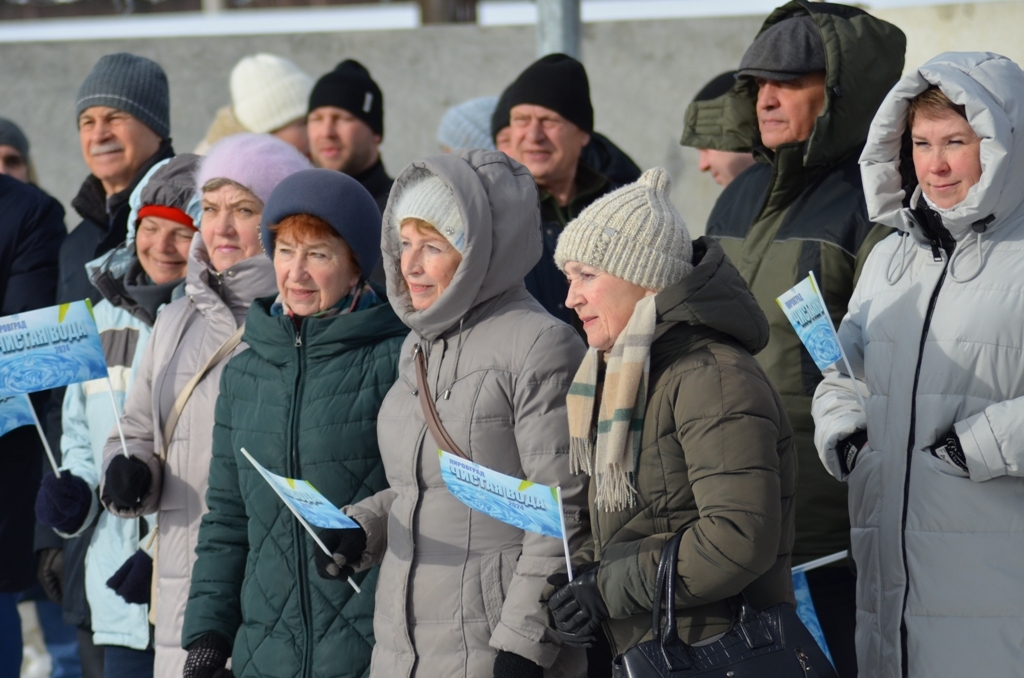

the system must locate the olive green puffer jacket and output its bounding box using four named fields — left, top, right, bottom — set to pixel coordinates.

left=680, top=0, right=905, bottom=562
left=182, top=294, right=406, bottom=678
left=585, top=238, right=797, bottom=655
